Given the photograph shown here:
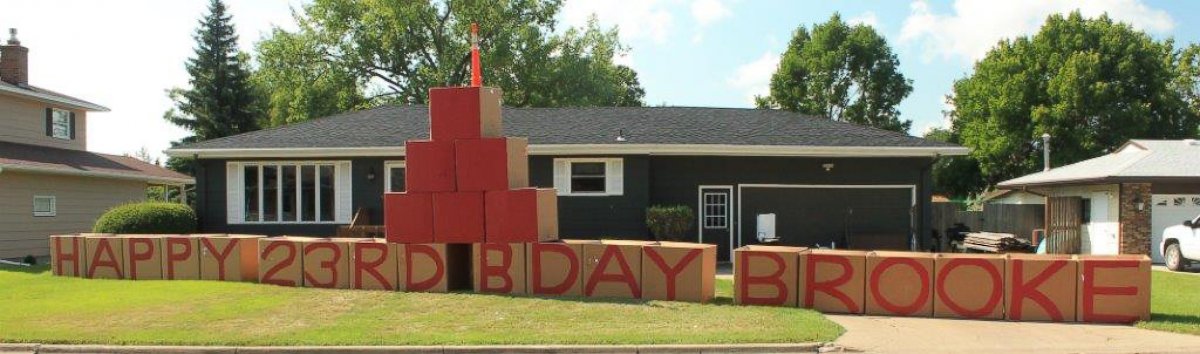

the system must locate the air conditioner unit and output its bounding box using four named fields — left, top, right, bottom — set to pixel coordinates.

left=757, top=213, right=778, bottom=243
